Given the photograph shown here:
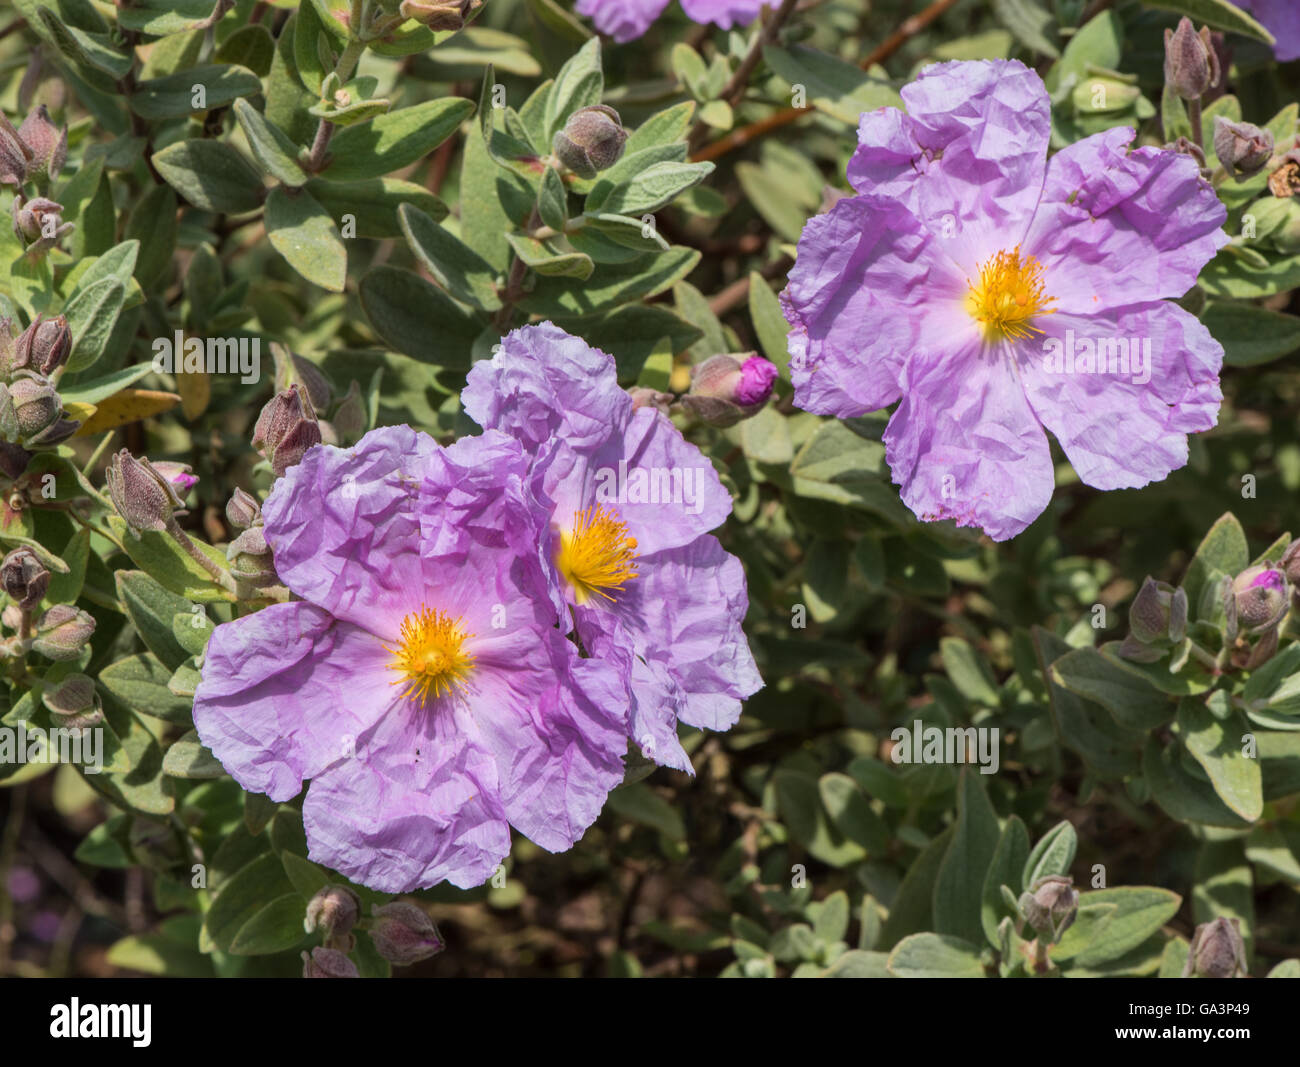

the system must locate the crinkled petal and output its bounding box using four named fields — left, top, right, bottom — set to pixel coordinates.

left=193, top=602, right=397, bottom=803
left=1023, top=128, right=1227, bottom=313
left=680, top=0, right=774, bottom=29
left=885, top=338, right=1055, bottom=541
left=1237, top=0, right=1300, bottom=61
left=848, top=59, right=1051, bottom=270
left=462, top=322, right=631, bottom=452
left=781, top=193, right=968, bottom=418
left=1020, top=302, right=1223, bottom=491
left=261, top=425, right=438, bottom=637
